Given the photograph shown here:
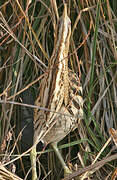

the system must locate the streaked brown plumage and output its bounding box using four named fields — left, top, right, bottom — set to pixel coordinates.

left=30, top=3, right=83, bottom=180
